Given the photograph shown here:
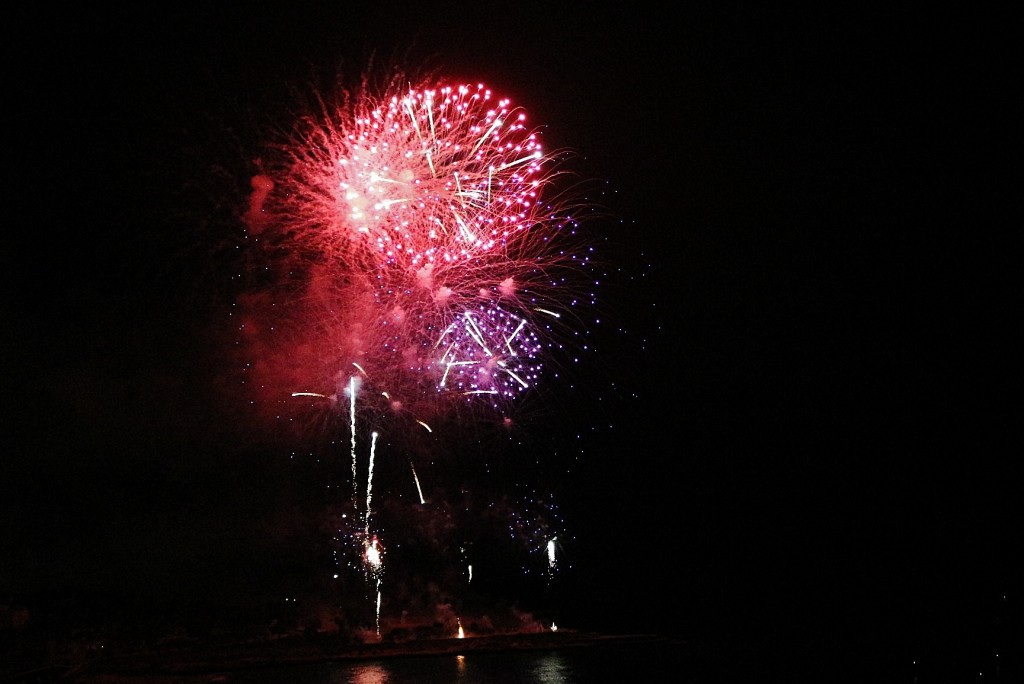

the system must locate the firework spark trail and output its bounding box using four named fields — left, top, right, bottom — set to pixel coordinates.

left=365, top=430, right=379, bottom=538
left=349, top=375, right=358, bottom=506
left=410, top=460, right=425, bottom=504
left=375, top=586, right=382, bottom=636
